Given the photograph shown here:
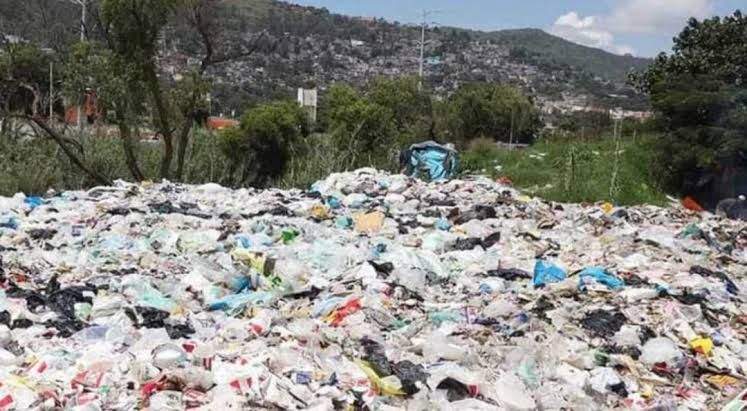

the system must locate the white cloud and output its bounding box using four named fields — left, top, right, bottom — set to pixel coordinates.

left=549, top=0, right=715, bottom=56
left=550, top=12, right=635, bottom=56
left=607, top=0, right=713, bottom=34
